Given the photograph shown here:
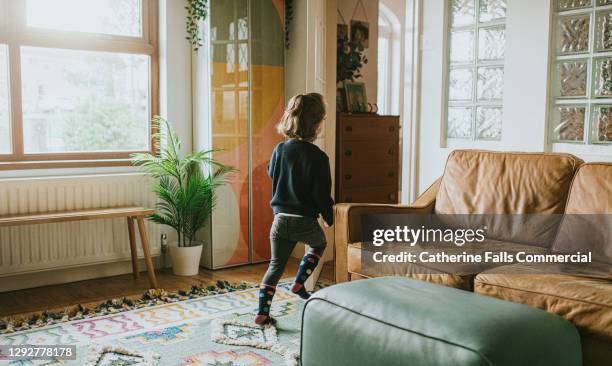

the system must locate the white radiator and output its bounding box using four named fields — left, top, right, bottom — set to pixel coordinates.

left=0, top=174, right=162, bottom=277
